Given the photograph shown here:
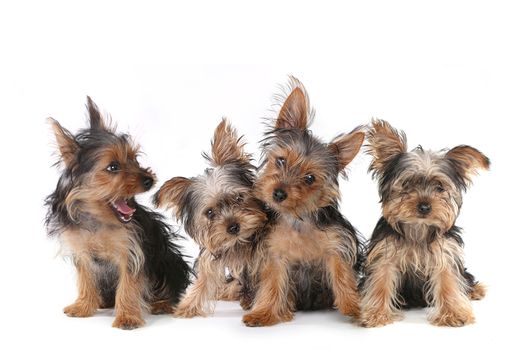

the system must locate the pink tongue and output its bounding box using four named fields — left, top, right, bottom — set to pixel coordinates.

left=115, top=200, right=135, bottom=215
